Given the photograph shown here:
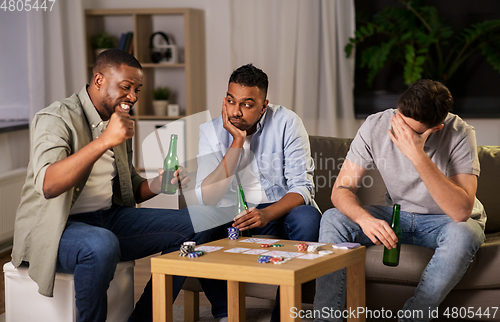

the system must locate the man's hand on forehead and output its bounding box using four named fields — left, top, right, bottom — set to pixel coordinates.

left=388, top=113, right=433, bottom=162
